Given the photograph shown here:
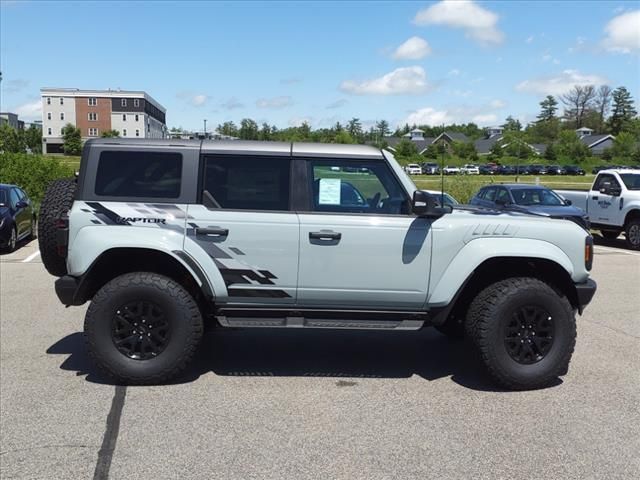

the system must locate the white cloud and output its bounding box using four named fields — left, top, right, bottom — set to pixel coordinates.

left=568, top=36, right=587, bottom=53
left=12, top=100, right=41, bottom=121
left=326, top=99, right=348, bottom=109
left=447, top=68, right=461, bottom=77
left=191, top=95, right=208, bottom=106
left=602, top=10, right=640, bottom=53
left=542, top=54, right=552, bottom=62
left=472, top=113, right=498, bottom=124
left=404, top=107, right=454, bottom=126
left=177, top=92, right=209, bottom=107
left=413, top=0, right=504, bottom=45
left=220, top=97, right=244, bottom=110
left=288, top=116, right=313, bottom=127
left=392, top=36, right=432, bottom=60
left=256, top=96, right=293, bottom=109
left=340, top=66, right=430, bottom=95
left=515, top=69, right=608, bottom=96
left=526, top=35, right=534, bottom=44
left=4, top=79, right=29, bottom=93
left=489, top=99, right=506, bottom=109
left=281, top=77, right=303, bottom=85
